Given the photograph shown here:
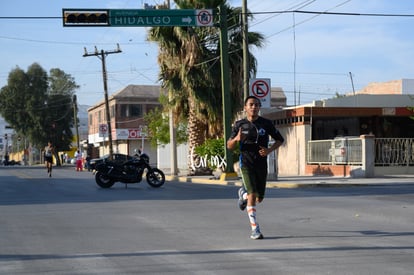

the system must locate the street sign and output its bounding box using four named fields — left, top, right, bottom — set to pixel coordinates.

left=63, top=8, right=214, bottom=27
left=249, top=78, right=271, bottom=108
left=98, top=124, right=108, bottom=137
left=109, top=9, right=214, bottom=27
